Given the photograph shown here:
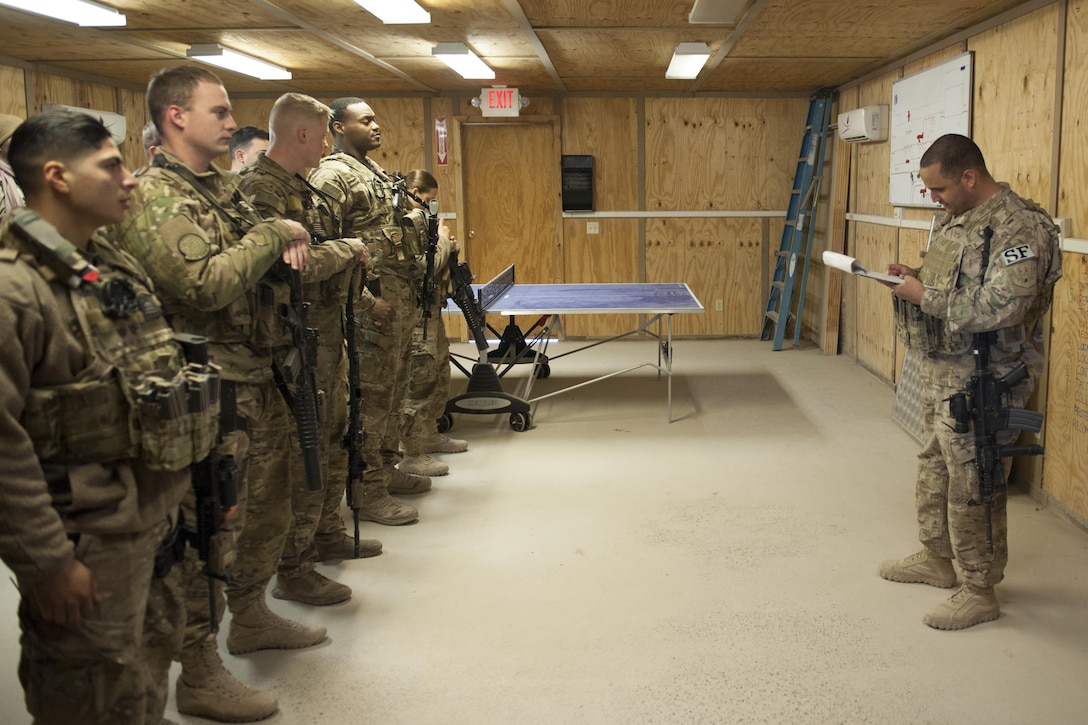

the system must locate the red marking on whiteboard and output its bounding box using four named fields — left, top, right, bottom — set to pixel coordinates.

left=916, top=133, right=924, bottom=142
left=907, top=111, right=911, bottom=122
